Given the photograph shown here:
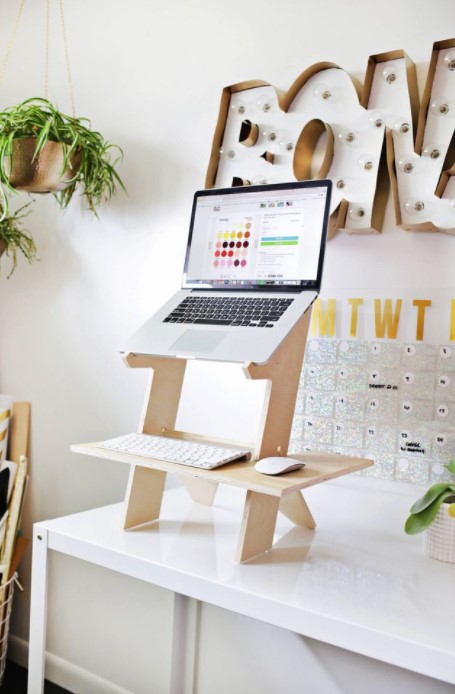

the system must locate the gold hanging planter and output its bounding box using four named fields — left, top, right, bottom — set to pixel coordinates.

left=0, top=1, right=125, bottom=276
left=0, top=2, right=125, bottom=217
left=6, top=138, right=82, bottom=193
left=0, top=99, right=125, bottom=221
